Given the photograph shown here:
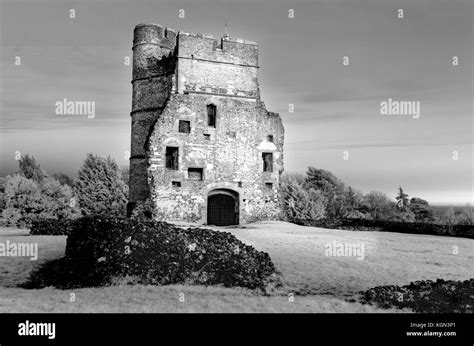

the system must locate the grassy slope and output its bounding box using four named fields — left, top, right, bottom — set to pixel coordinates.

left=1, top=221, right=472, bottom=313
left=207, top=222, right=474, bottom=296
